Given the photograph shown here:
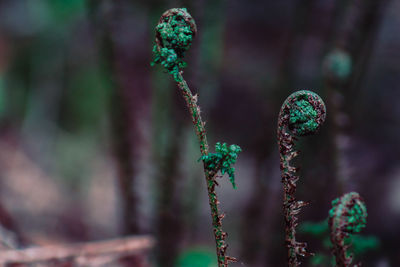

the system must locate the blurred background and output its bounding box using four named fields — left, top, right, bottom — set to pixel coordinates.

left=0, top=0, right=399, bottom=266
